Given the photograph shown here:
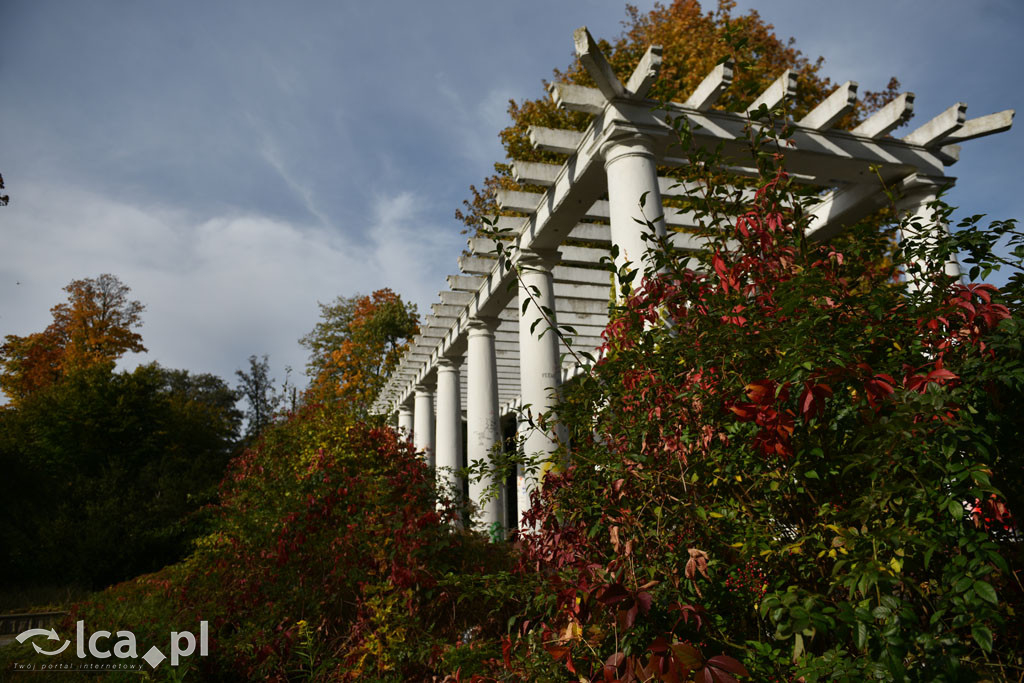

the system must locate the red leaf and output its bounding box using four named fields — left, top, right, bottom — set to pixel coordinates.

left=728, top=403, right=759, bottom=421
left=648, top=636, right=670, bottom=653
left=744, top=380, right=776, bottom=405
left=670, top=642, right=703, bottom=671
left=596, top=582, right=630, bottom=606
left=706, top=655, right=750, bottom=676
left=545, top=645, right=569, bottom=662
left=799, top=382, right=832, bottom=419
